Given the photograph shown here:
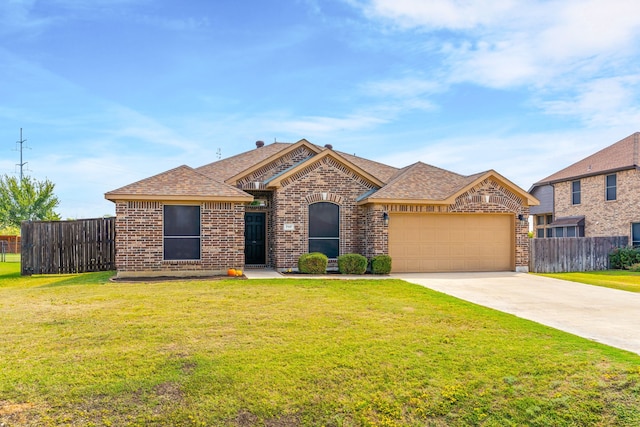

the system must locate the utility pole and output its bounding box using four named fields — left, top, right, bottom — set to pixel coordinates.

left=15, top=128, right=28, bottom=180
